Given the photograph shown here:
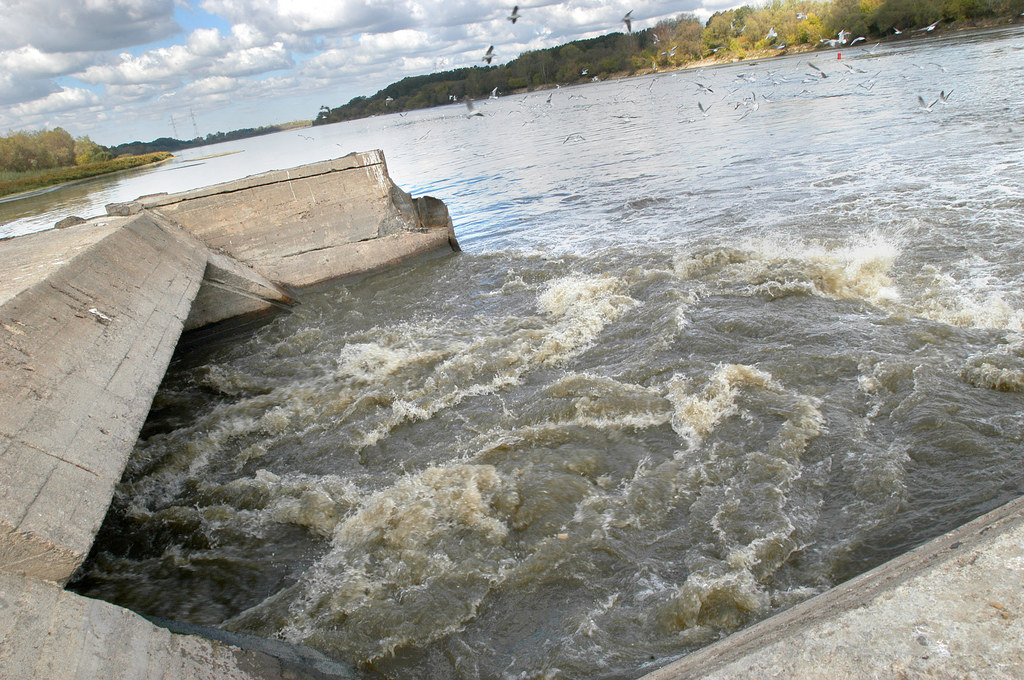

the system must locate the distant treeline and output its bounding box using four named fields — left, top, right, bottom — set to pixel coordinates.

left=0, top=122, right=309, bottom=176
left=315, top=0, right=1022, bottom=124
left=106, top=123, right=306, bottom=157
